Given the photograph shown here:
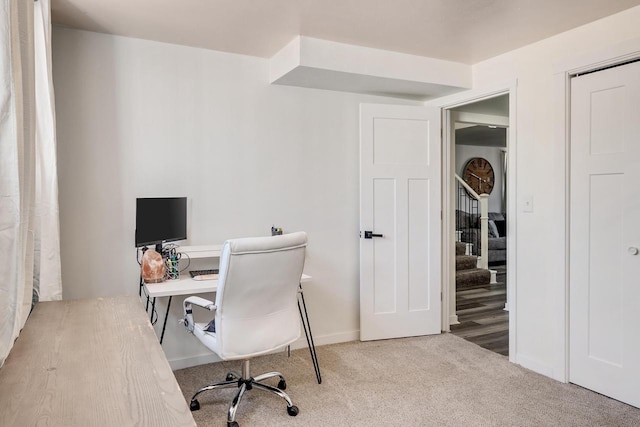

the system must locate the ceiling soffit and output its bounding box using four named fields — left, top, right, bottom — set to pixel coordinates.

left=270, top=37, right=472, bottom=100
